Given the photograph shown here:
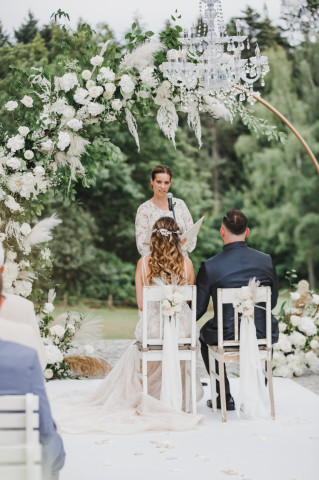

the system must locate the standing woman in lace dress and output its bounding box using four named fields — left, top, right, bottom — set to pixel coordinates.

left=135, top=165, right=196, bottom=256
